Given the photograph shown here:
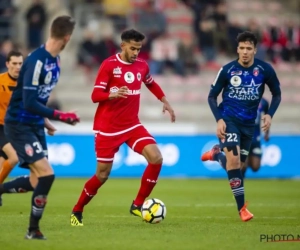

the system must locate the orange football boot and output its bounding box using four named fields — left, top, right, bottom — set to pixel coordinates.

left=201, top=144, right=221, bottom=161
left=239, top=202, right=254, bottom=222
